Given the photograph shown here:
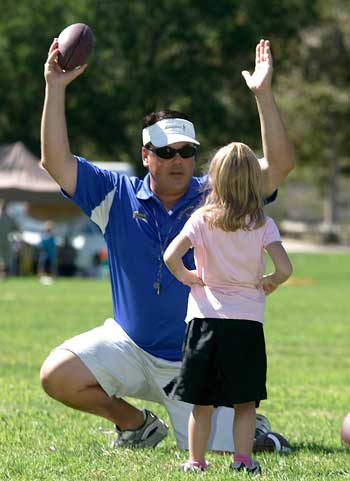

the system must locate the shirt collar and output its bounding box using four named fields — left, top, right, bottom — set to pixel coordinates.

left=136, top=173, right=154, bottom=200
left=136, top=173, right=205, bottom=202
